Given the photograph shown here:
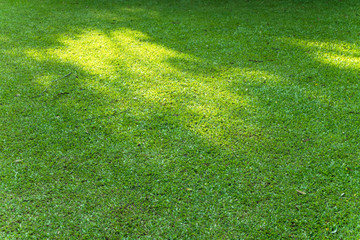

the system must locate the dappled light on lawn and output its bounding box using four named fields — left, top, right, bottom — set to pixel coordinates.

left=26, top=28, right=259, bottom=147
left=3, top=0, right=360, bottom=238
left=282, top=37, right=360, bottom=71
